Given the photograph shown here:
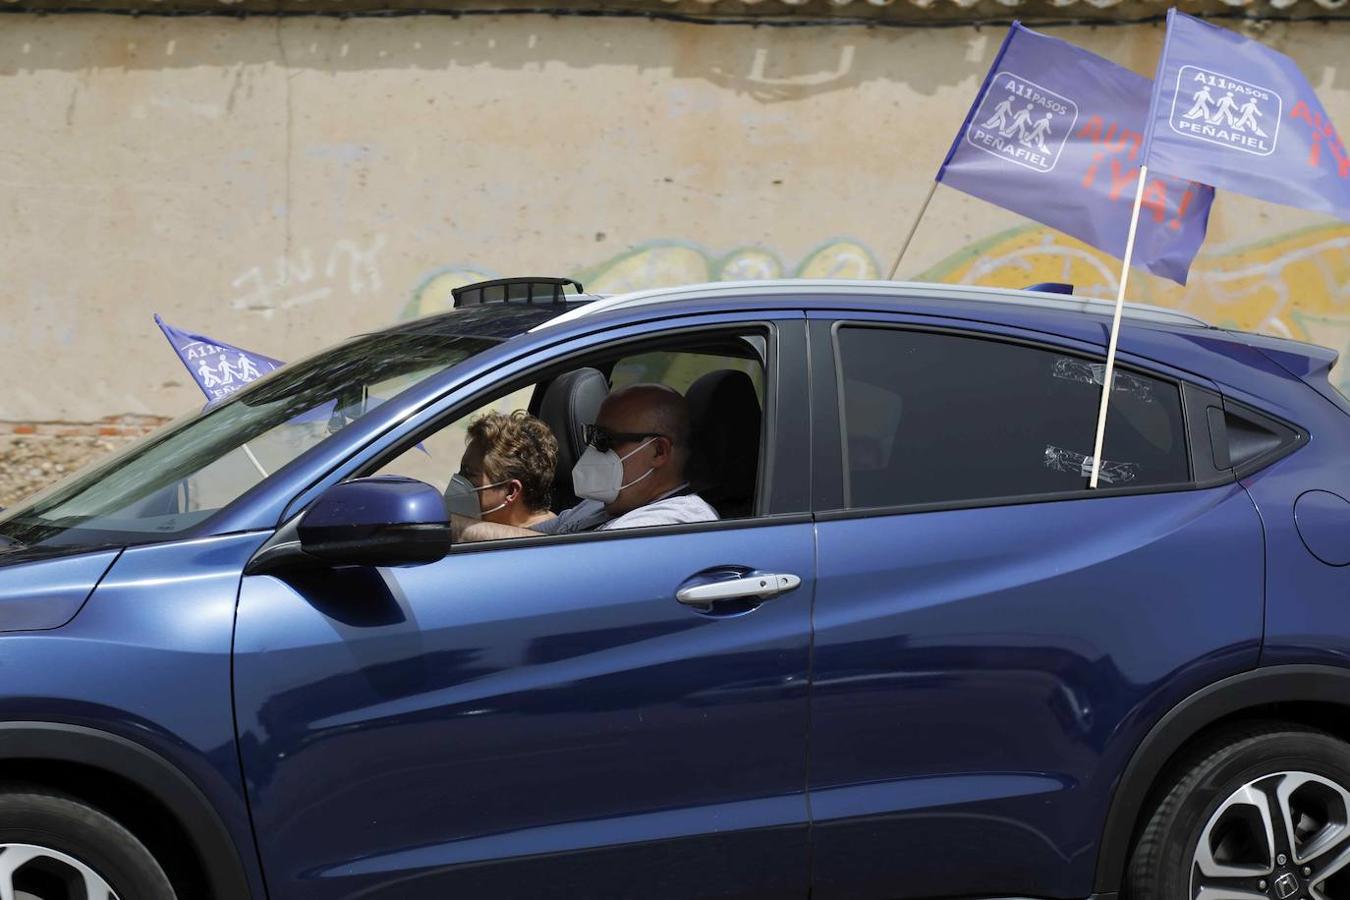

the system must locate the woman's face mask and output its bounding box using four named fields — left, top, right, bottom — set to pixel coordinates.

left=445, top=472, right=511, bottom=519
left=571, top=437, right=656, bottom=504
